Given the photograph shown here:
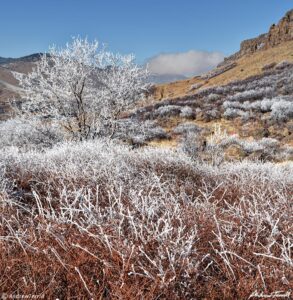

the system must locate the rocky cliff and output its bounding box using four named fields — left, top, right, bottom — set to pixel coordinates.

left=220, top=9, right=293, bottom=65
